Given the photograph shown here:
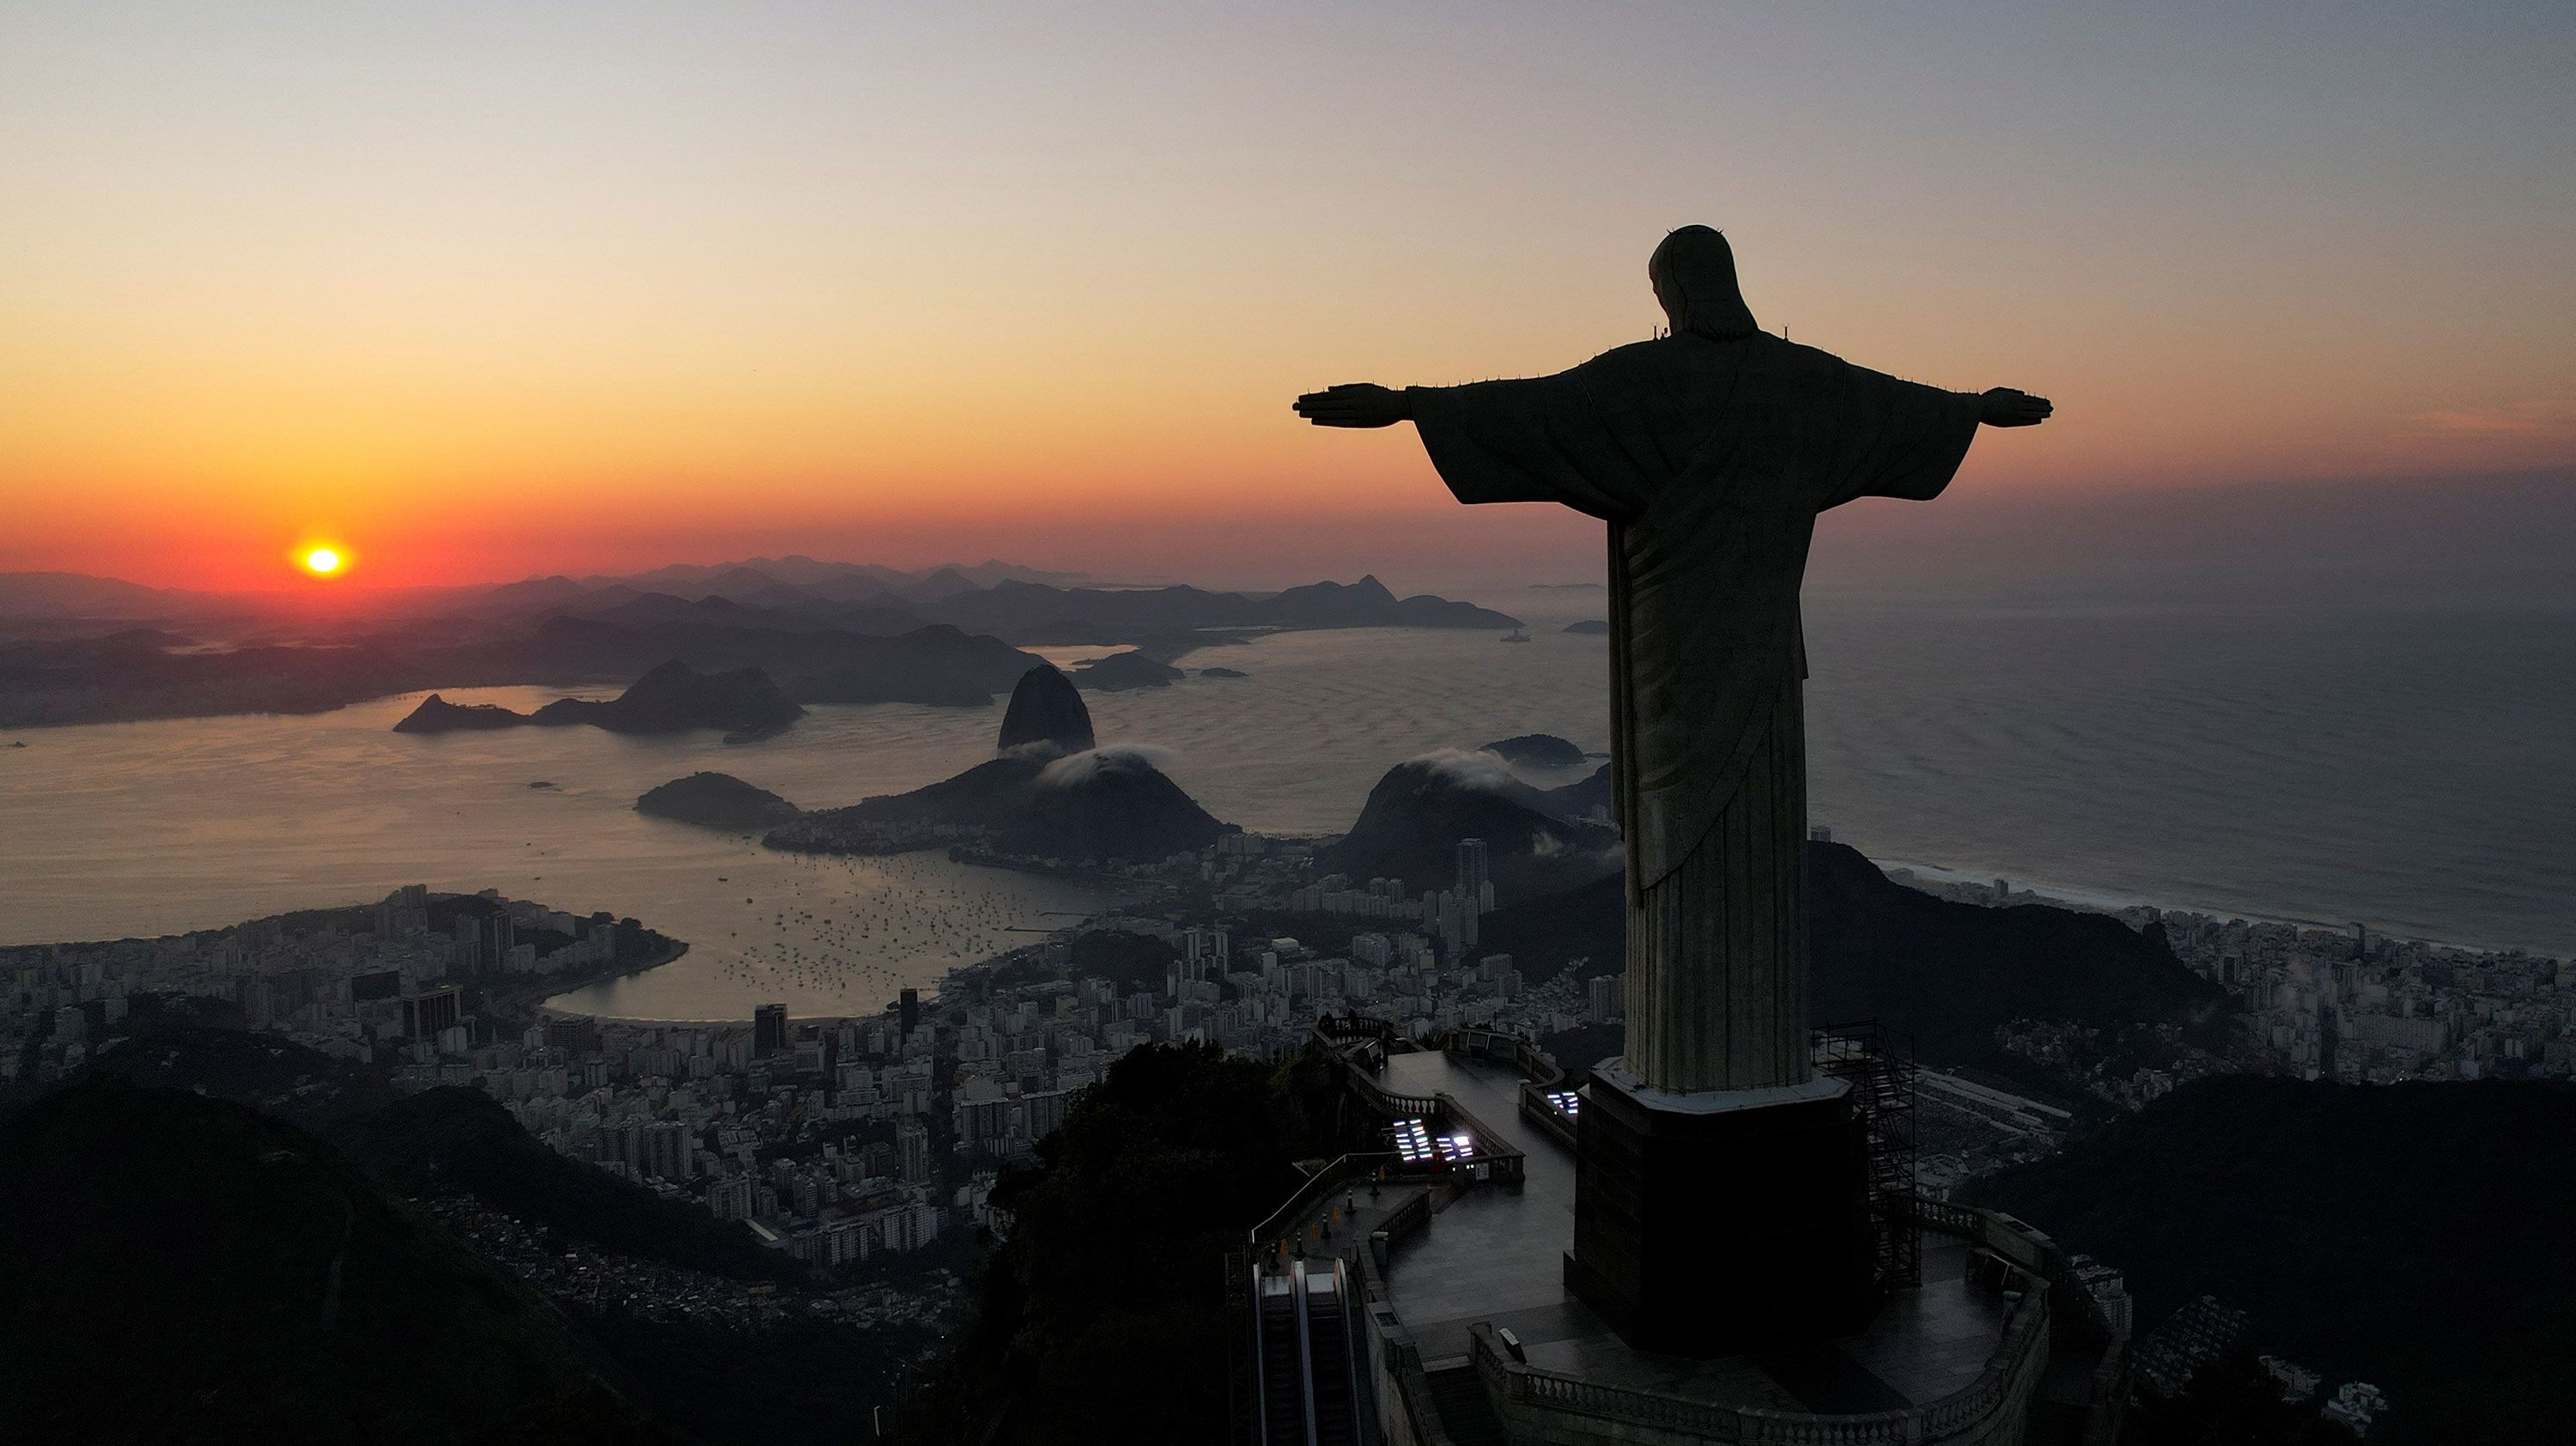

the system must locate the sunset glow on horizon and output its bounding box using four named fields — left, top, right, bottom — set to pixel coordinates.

left=3, top=2, right=2570, bottom=592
